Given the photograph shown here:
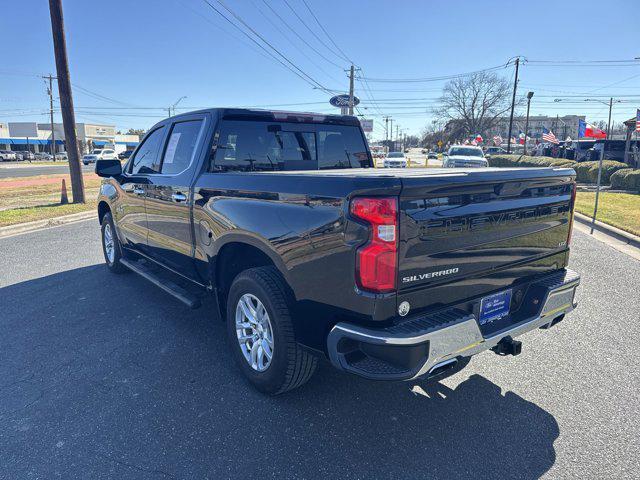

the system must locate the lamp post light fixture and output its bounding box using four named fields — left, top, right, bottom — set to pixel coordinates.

left=169, top=96, right=188, bottom=117
left=523, top=91, right=534, bottom=155
left=554, top=97, right=620, bottom=234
